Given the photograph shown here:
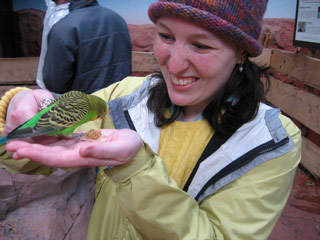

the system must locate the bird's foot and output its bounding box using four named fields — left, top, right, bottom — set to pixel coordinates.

left=68, top=132, right=86, bottom=139
left=39, top=98, right=54, bottom=110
